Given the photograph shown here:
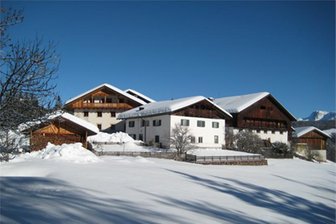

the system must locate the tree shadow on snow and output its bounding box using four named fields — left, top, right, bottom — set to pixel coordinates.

left=165, top=169, right=336, bottom=224
left=0, top=177, right=184, bottom=224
